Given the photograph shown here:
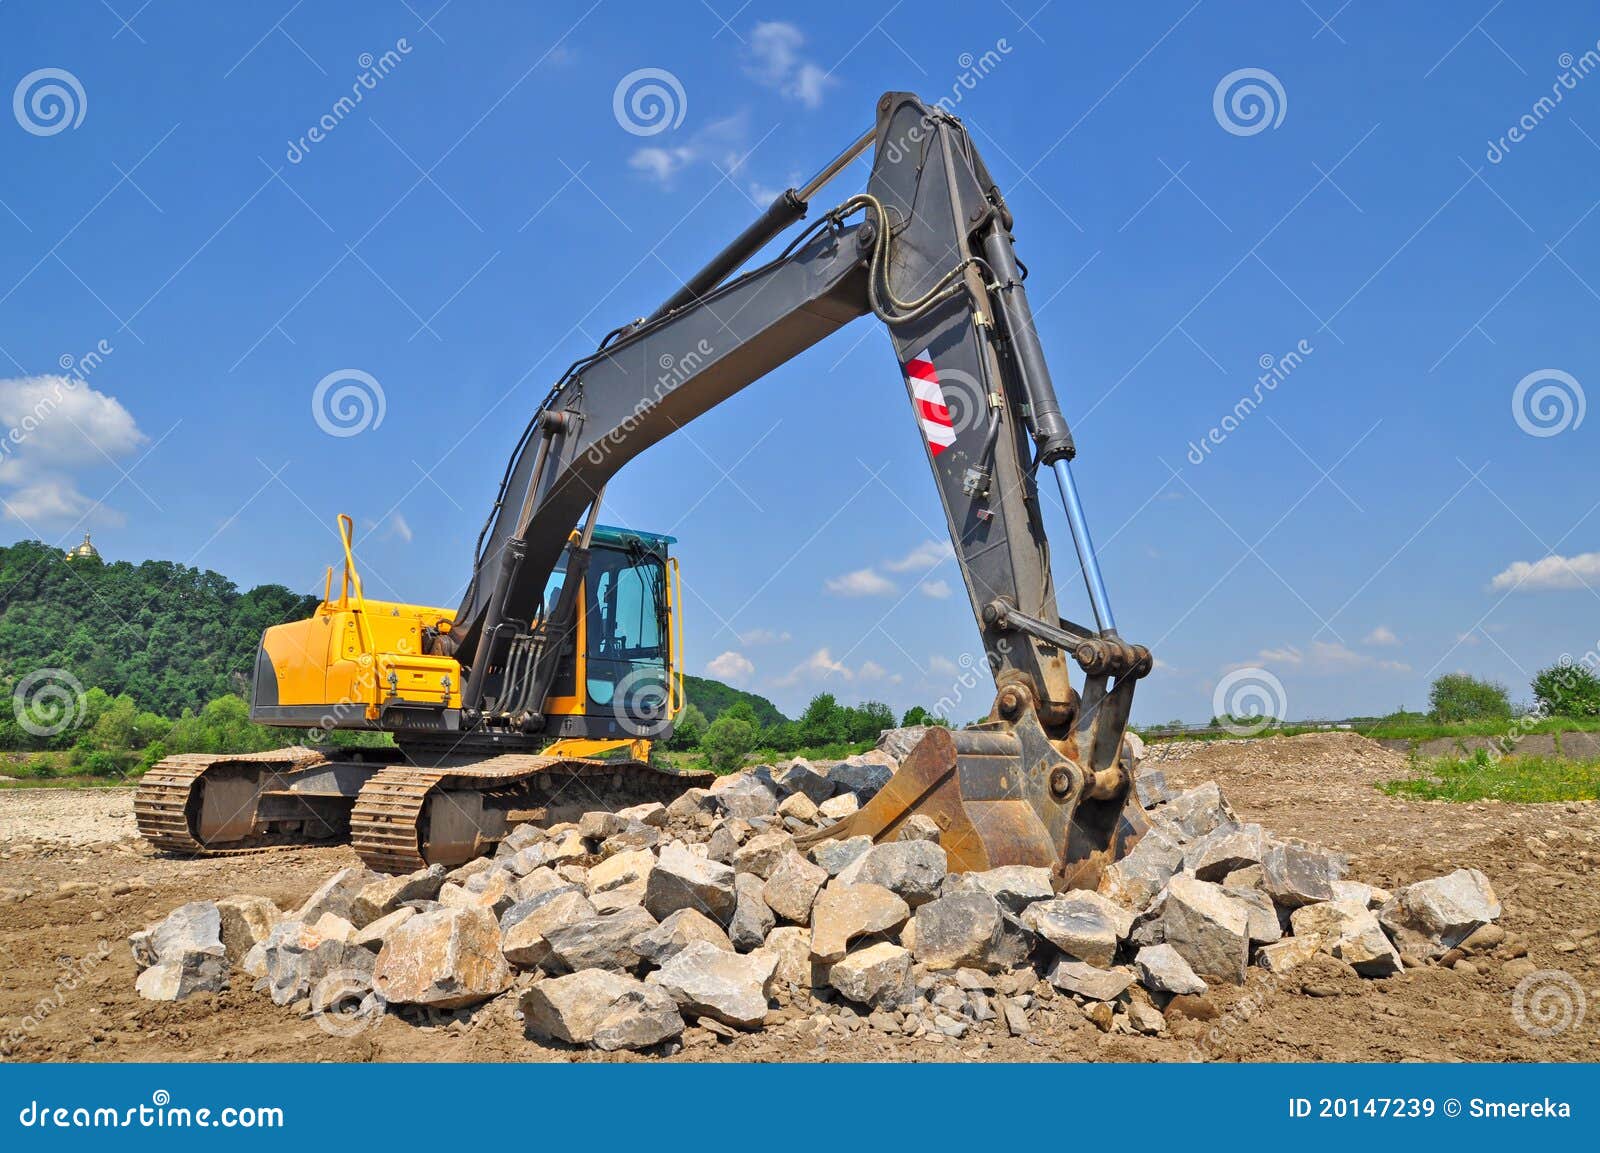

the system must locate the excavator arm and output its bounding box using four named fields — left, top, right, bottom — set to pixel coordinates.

left=439, top=91, right=1152, bottom=886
